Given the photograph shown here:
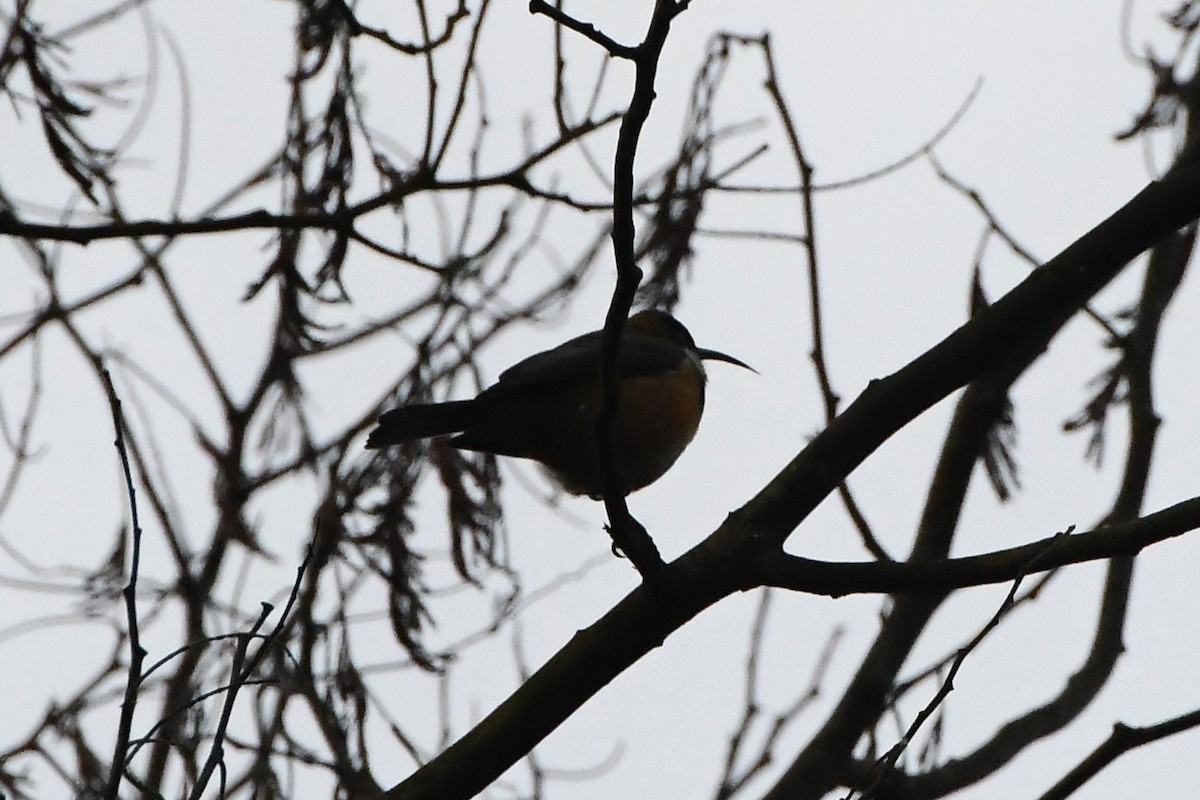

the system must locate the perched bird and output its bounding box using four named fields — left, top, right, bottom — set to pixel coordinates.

left=366, top=309, right=752, bottom=497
